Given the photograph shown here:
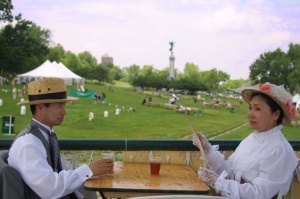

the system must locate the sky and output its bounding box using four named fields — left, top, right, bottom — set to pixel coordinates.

left=10, top=0, right=300, bottom=80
